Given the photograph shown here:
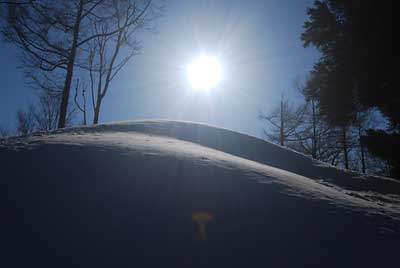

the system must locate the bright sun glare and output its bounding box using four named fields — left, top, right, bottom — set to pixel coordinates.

left=187, top=55, right=222, bottom=90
